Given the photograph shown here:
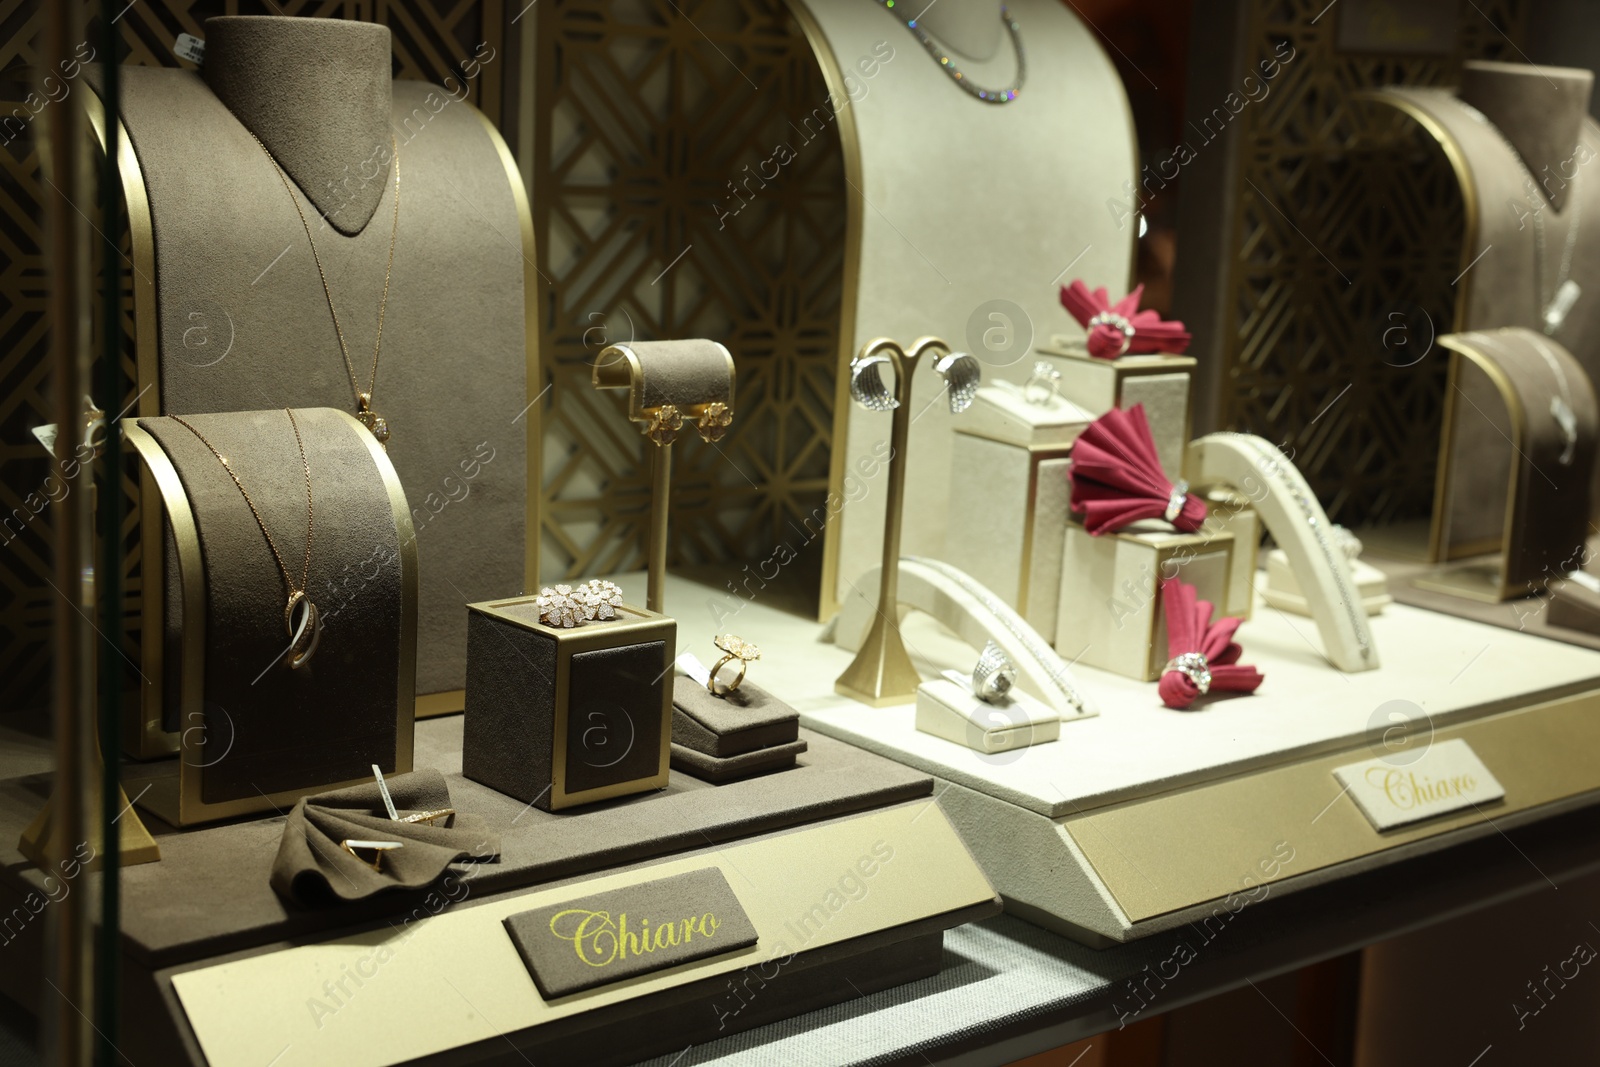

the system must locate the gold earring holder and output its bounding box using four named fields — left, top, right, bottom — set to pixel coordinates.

left=592, top=342, right=736, bottom=613
left=835, top=337, right=980, bottom=706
